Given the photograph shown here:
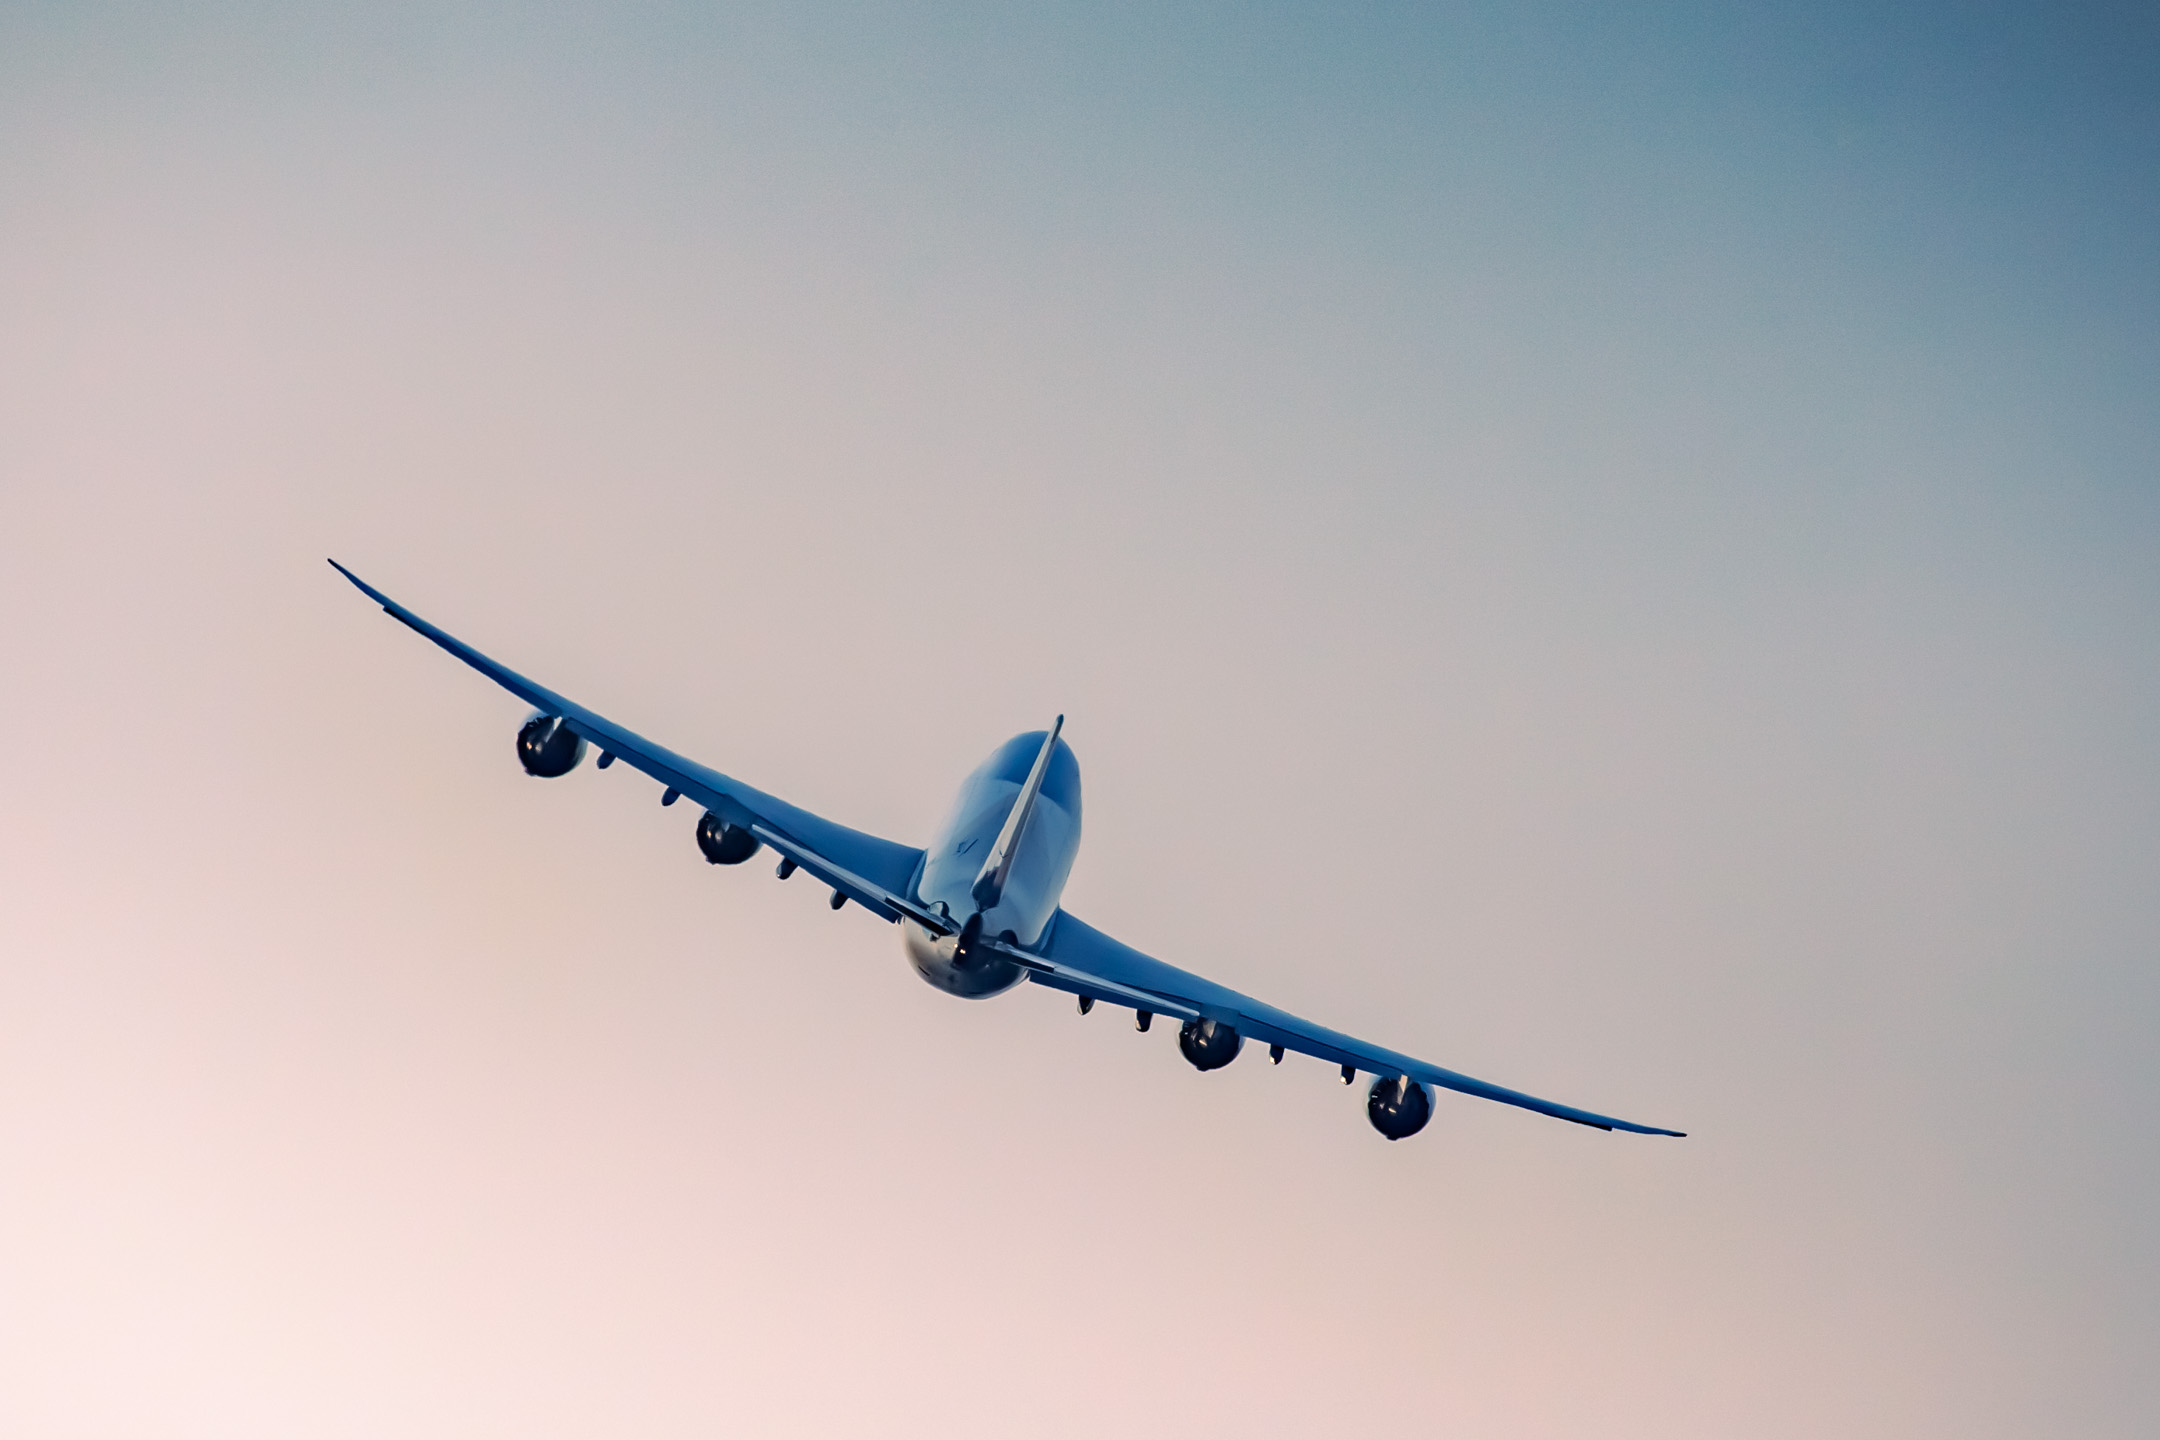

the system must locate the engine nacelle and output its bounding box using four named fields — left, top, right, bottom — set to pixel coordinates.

left=696, top=810, right=761, bottom=865
left=516, top=712, right=586, bottom=778
left=1366, top=1075, right=1434, bottom=1140
left=1178, top=1017, right=1243, bottom=1071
